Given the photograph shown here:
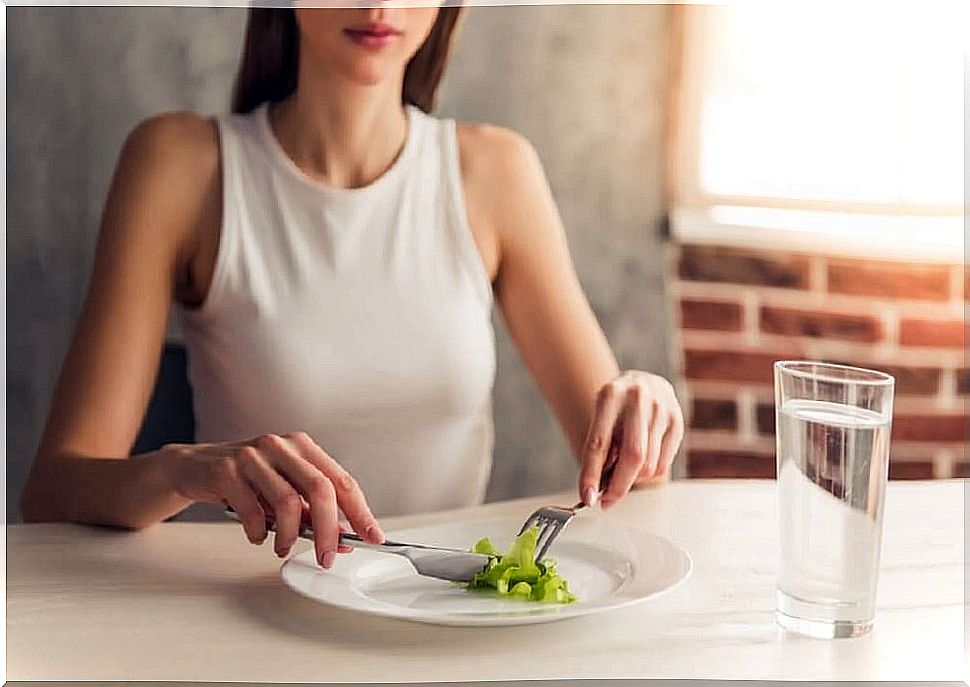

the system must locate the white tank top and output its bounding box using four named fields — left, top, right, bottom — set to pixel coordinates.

left=177, top=104, right=496, bottom=518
